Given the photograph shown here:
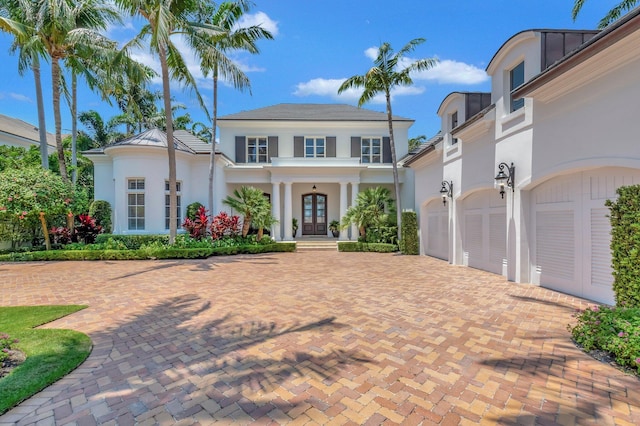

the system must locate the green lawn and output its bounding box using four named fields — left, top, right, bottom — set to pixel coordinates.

left=0, top=305, right=91, bottom=414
